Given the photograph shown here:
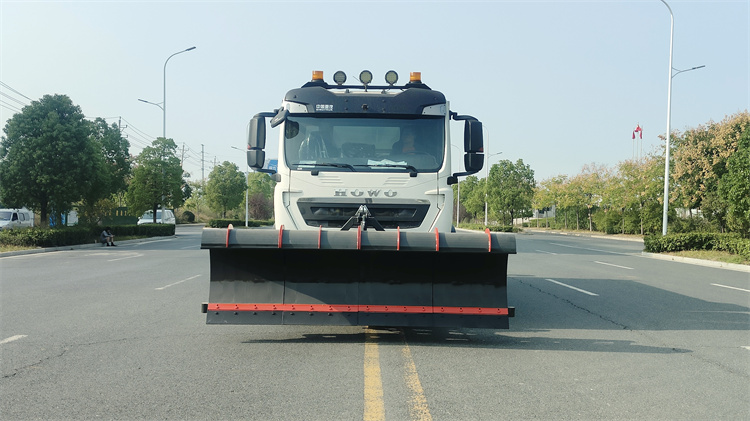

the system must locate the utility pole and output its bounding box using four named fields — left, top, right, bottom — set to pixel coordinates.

left=201, top=144, right=205, bottom=182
